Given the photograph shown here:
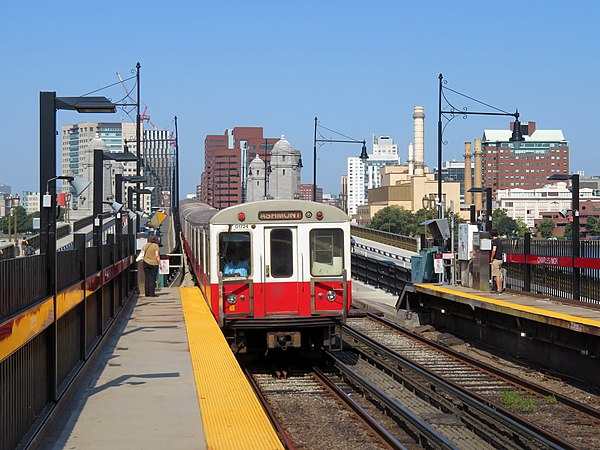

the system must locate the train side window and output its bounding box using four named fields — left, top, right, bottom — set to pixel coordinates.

left=219, top=232, right=251, bottom=276
left=270, top=228, right=293, bottom=278
left=310, top=229, right=344, bottom=276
